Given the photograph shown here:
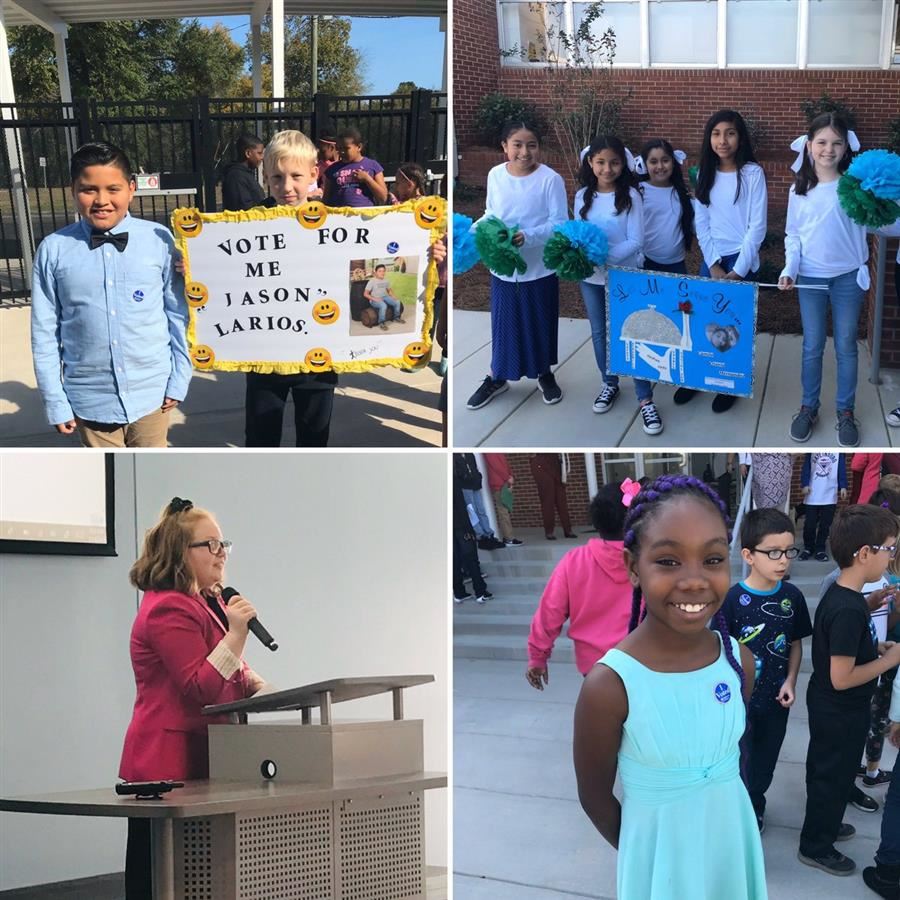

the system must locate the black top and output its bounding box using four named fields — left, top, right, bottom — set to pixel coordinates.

left=721, top=580, right=812, bottom=713
left=221, top=162, right=265, bottom=212
left=809, top=581, right=878, bottom=709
